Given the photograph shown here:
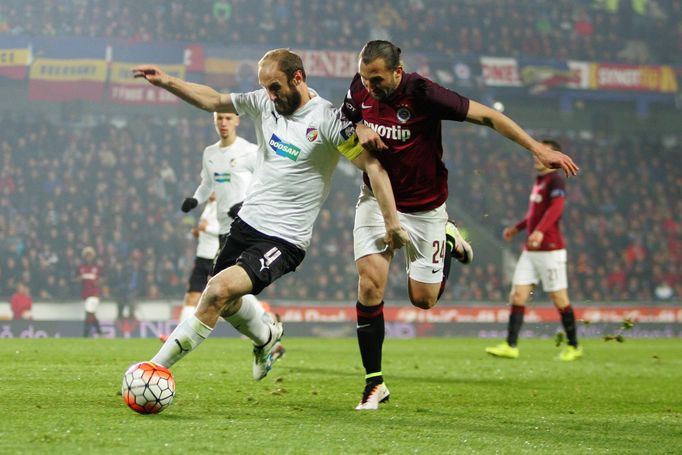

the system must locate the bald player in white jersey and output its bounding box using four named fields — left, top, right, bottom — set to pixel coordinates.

left=133, top=48, right=408, bottom=383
